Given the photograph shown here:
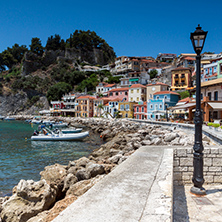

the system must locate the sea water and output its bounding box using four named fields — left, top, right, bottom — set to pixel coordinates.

left=0, top=120, right=104, bottom=196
